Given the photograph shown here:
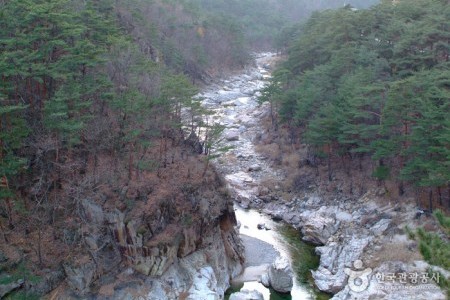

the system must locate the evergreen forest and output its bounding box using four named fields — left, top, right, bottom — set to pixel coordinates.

left=260, top=0, right=450, bottom=210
